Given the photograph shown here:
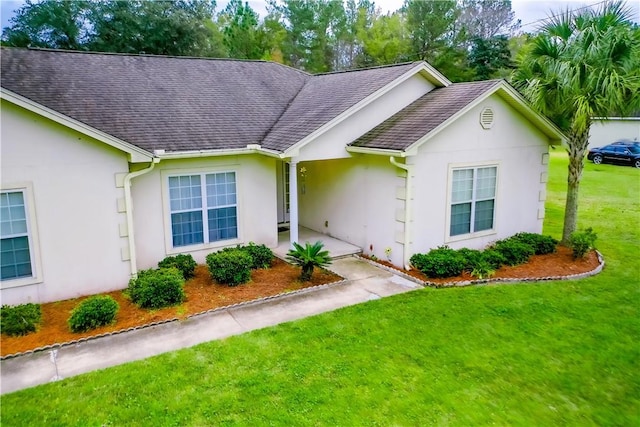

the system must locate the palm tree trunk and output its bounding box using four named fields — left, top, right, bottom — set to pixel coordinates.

left=561, top=125, right=590, bottom=244
left=300, top=265, right=314, bottom=282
